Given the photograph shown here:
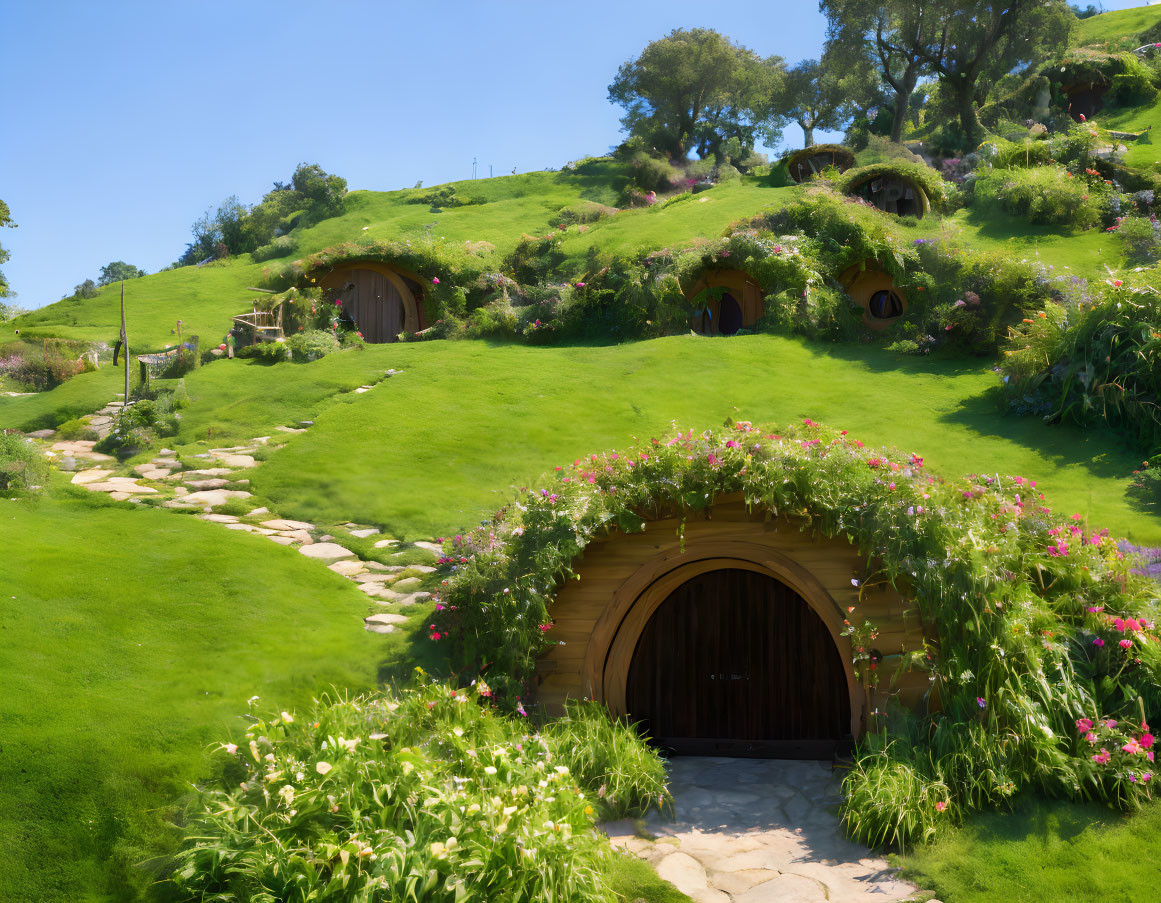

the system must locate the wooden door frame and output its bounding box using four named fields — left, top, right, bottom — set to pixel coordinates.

left=582, top=545, right=864, bottom=739
left=318, top=263, right=423, bottom=336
